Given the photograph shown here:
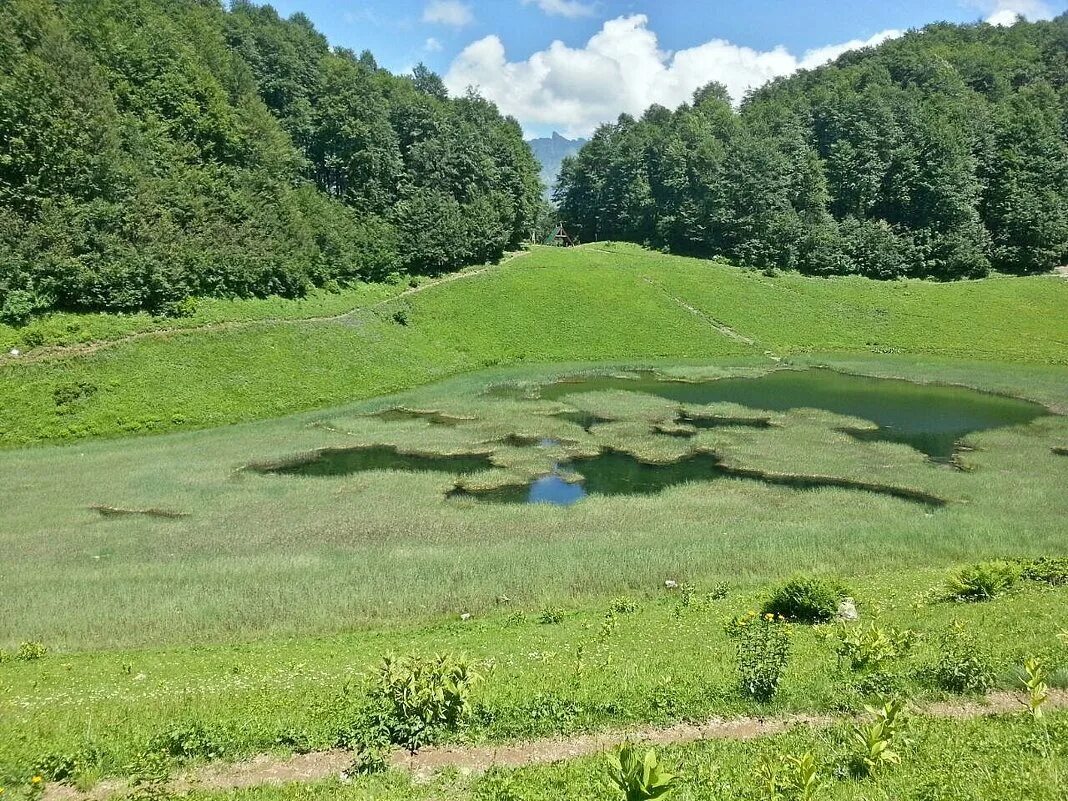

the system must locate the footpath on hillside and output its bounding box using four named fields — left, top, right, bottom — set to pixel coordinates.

left=41, top=690, right=1067, bottom=801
